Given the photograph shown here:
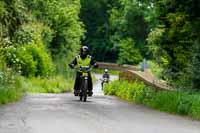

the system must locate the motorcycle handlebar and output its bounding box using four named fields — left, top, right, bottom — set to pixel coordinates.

left=73, top=66, right=93, bottom=72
